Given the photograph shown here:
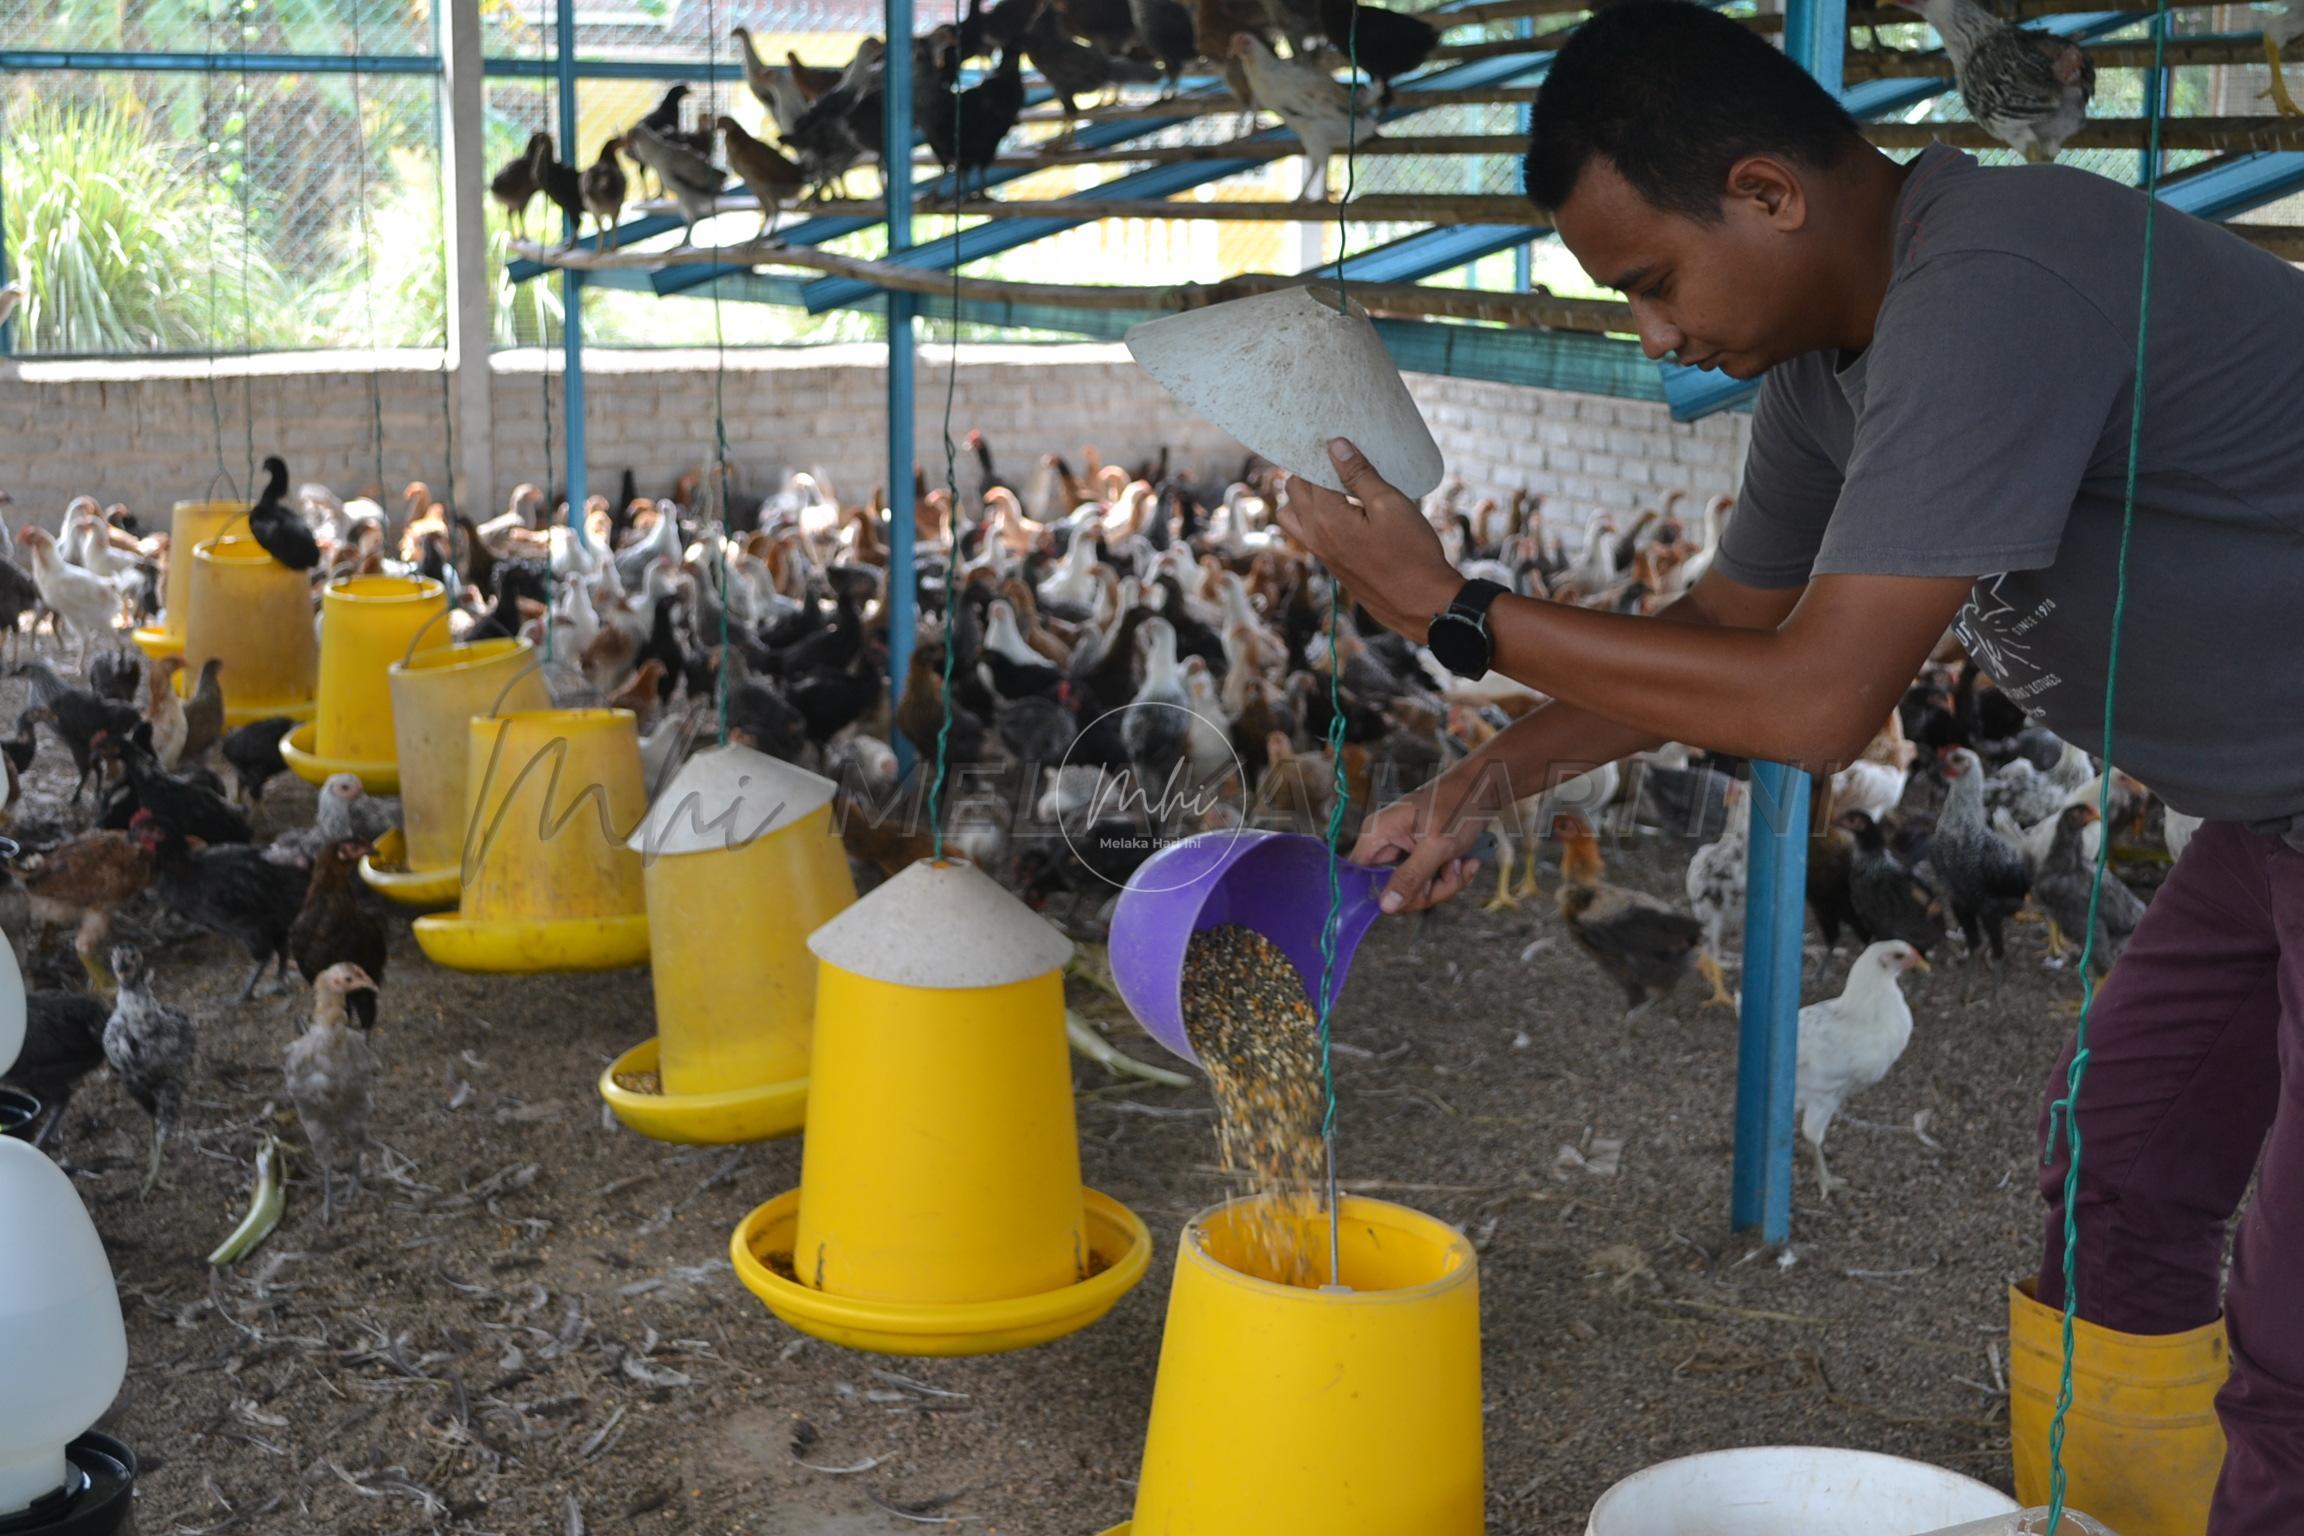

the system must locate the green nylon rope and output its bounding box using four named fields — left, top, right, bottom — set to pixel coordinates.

left=2042, top=6, right=2167, bottom=1530
left=707, top=0, right=733, bottom=748
left=928, top=13, right=966, bottom=862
